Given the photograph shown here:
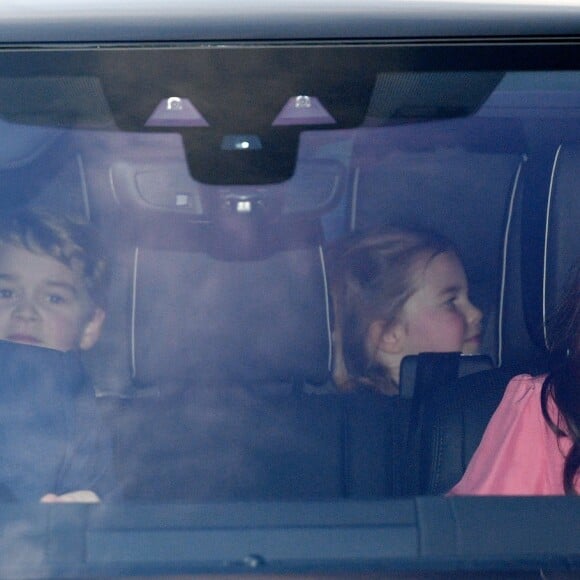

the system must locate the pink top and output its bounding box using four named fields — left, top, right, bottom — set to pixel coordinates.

left=449, top=374, right=578, bottom=496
